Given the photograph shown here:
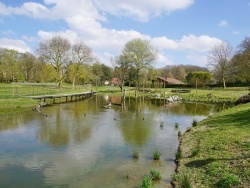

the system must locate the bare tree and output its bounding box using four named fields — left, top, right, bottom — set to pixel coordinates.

left=37, top=36, right=71, bottom=87
left=121, top=38, right=158, bottom=96
left=111, top=55, right=131, bottom=92
left=208, top=41, right=233, bottom=88
left=69, top=41, right=93, bottom=87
